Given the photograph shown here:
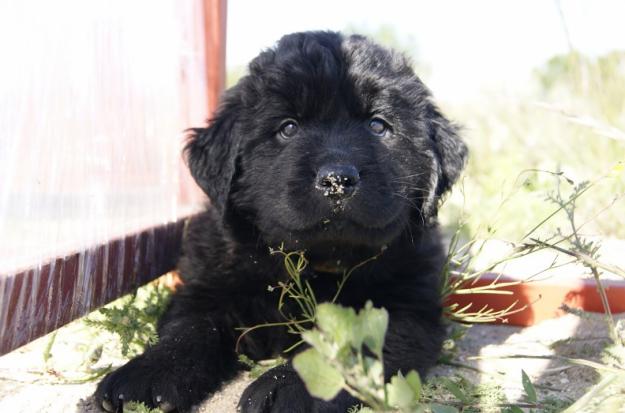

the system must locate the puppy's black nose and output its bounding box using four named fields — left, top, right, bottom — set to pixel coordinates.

left=315, top=164, right=360, bottom=199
